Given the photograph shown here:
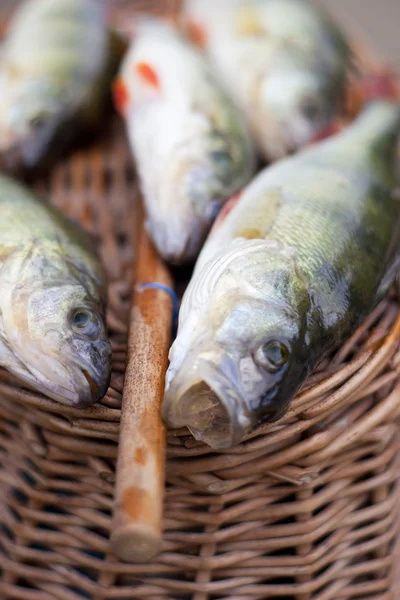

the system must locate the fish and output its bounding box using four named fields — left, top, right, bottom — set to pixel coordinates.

left=113, top=17, right=255, bottom=264
left=163, top=100, right=400, bottom=449
left=0, top=174, right=112, bottom=407
left=183, top=0, right=352, bottom=161
left=0, top=0, right=122, bottom=172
